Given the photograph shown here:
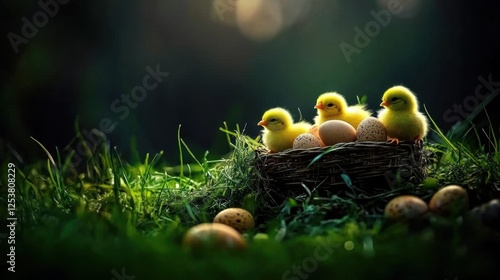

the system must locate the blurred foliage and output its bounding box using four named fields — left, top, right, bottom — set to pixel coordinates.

left=2, top=0, right=499, bottom=165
